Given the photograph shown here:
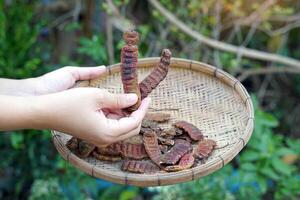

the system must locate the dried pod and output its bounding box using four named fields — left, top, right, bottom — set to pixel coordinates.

left=121, top=30, right=141, bottom=112
left=164, top=153, right=195, bottom=172
left=66, top=137, right=79, bottom=152
left=96, top=142, right=122, bottom=156
left=145, top=112, right=171, bottom=123
left=161, top=139, right=192, bottom=165
left=194, top=139, right=217, bottom=159
left=160, top=128, right=177, bottom=138
left=92, top=151, right=122, bottom=162
left=143, top=130, right=162, bottom=166
left=121, top=160, right=160, bottom=173
left=77, top=139, right=95, bottom=158
left=159, top=145, right=169, bottom=154
left=177, top=134, right=193, bottom=143
left=157, top=137, right=175, bottom=146
left=173, top=121, right=203, bottom=141
left=141, top=119, right=162, bottom=134
left=123, top=135, right=143, bottom=144
left=120, top=143, right=148, bottom=160
left=175, top=127, right=184, bottom=136
left=139, top=49, right=172, bottom=99
left=140, top=127, right=151, bottom=135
